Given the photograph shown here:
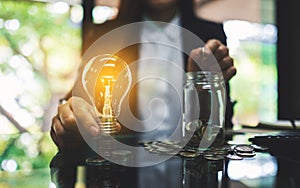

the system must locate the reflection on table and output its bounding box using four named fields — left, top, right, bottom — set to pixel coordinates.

left=0, top=131, right=300, bottom=188
left=50, top=152, right=225, bottom=188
